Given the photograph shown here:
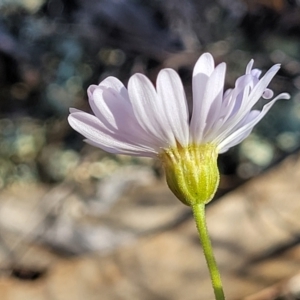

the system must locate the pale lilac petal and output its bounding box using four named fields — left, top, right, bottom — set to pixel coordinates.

left=99, top=76, right=129, bottom=100
left=217, top=110, right=260, bottom=152
left=193, top=53, right=215, bottom=80
left=218, top=128, right=252, bottom=154
left=69, top=54, right=290, bottom=159
left=156, top=69, right=189, bottom=147
left=218, top=93, right=290, bottom=152
left=251, top=69, right=262, bottom=78
left=241, top=64, right=281, bottom=111
left=190, top=53, right=215, bottom=141
left=88, top=78, right=164, bottom=149
left=203, top=74, right=253, bottom=141
left=87, top=84, right=97, bottom=98
left=218, top=75, right=252, bottom=120
left=227, top=75, right=253, bottom=117
left=68, top=111, right=158, bottom=156
left=89, top=87, right=127, bottom=129
left=87, top=77, right=130, bottom=124
left=262, top=88, right=274, bottom=99
left=246, top=59, right=254, bottom=74
left=220, top=64, right=279, bottom=133
left=128, top=73, right=175, bottom=147
left=217, top=109, right=259, bottom=144
left=88, top=77, right=131, bottom=121
left=191, top=62, right=226, bottom=142
left=211, top=65, right=283, bottom=144
left=202, top=63, right=227, bottom=137
left=84, top=139, right=156, bottom=157
left=69, top=108, right=82, bottom=113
